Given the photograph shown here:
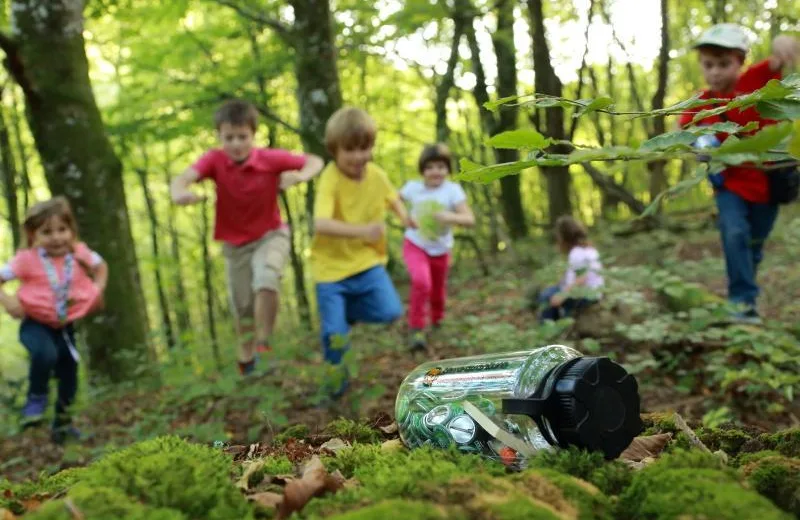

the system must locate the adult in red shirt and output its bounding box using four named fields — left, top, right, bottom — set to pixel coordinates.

left=679, top=24, right=798, bottom=323
left=171, top=99, right=323, bottom=375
